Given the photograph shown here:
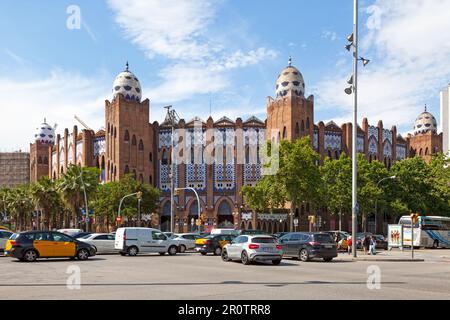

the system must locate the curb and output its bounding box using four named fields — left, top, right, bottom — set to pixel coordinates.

left=352, top=258, right=425, bottom=262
